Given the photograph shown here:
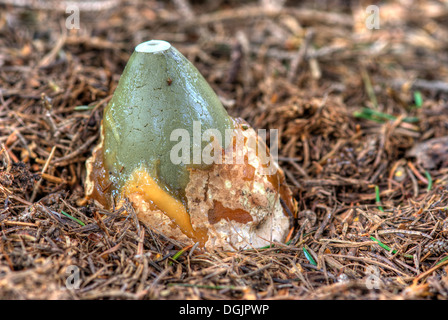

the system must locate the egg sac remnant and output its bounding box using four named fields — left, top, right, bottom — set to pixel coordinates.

left=85, top=40, right=297, bottom=251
